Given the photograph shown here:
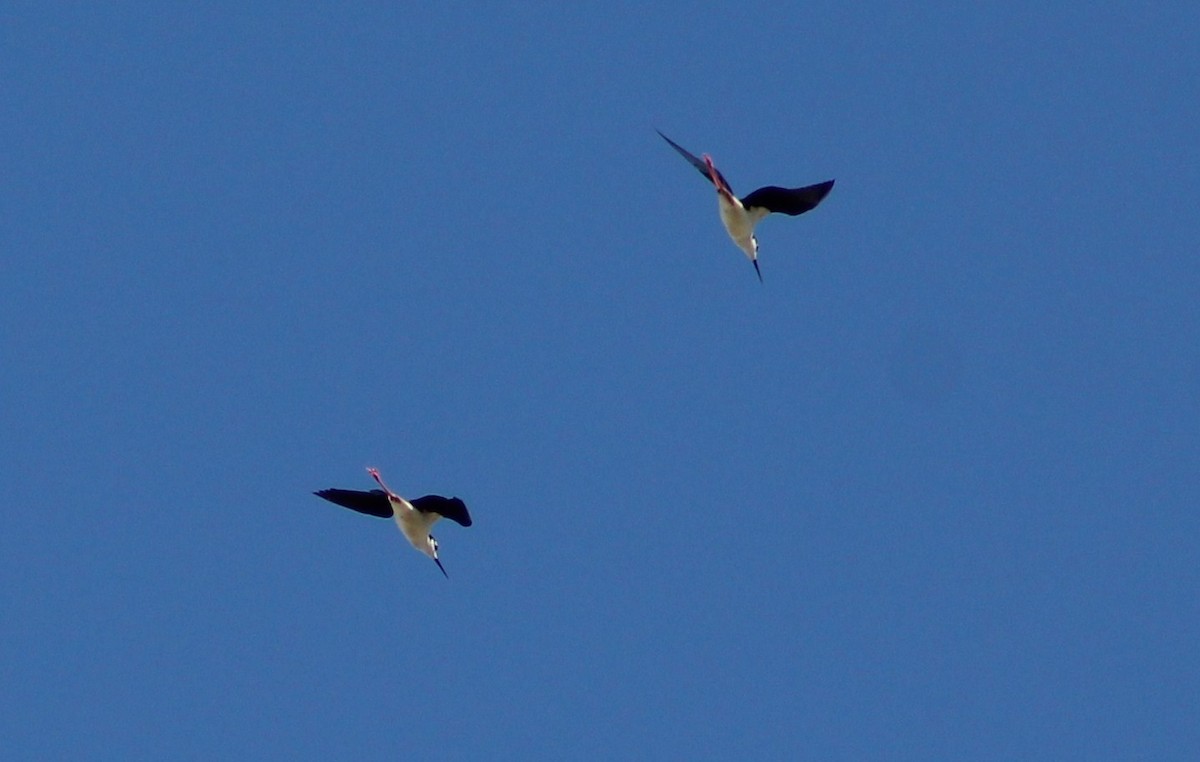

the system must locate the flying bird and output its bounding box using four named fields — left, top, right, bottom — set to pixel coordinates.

left=656, top=129, right=834, bottom=282
left=314, top=467, right=472, bottom=577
